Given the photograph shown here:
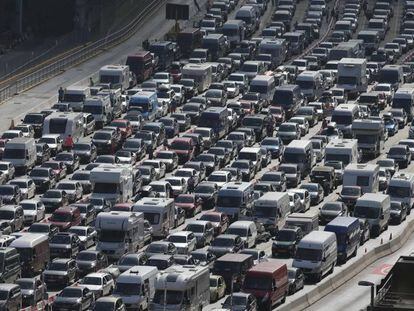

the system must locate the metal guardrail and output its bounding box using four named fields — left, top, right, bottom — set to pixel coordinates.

left=0, top=0, right=164, bottom=104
